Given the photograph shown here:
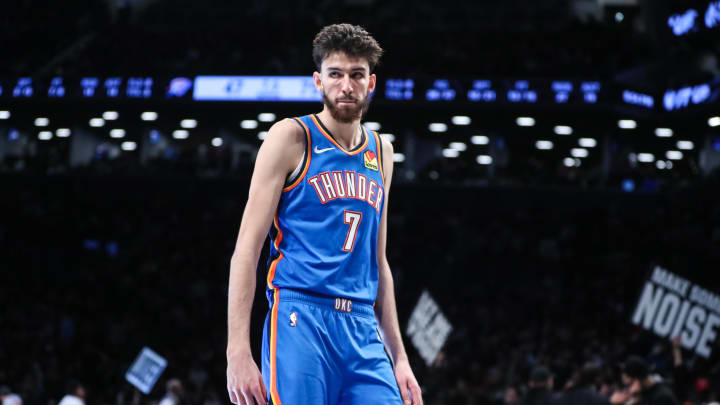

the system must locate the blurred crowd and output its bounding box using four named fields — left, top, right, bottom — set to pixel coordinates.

left=4, top=0, right=654, bottom=78
left=2, top=170, right=720, bottom=404
left=2, top=2, right=720, bottom=403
